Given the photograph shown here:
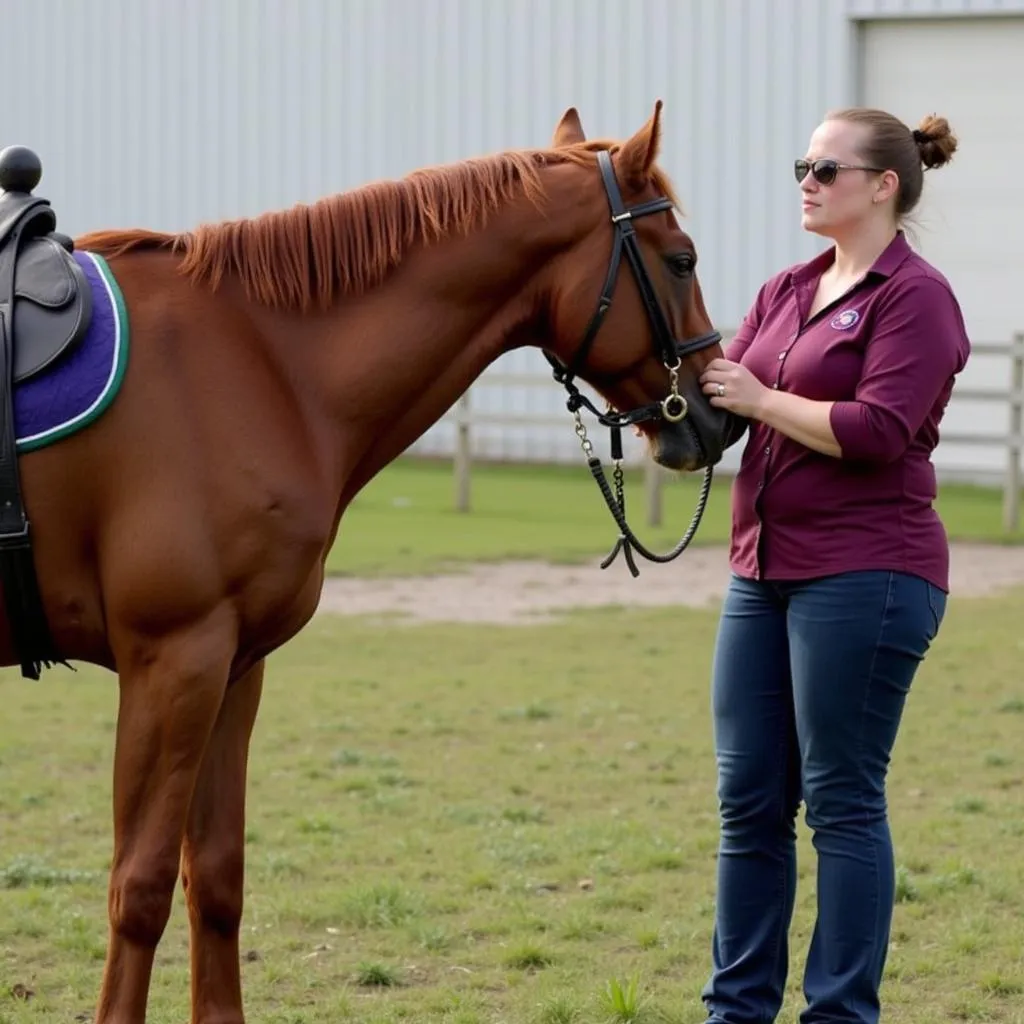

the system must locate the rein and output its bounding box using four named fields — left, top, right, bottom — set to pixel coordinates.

left=544, top=150, right=722, bottom=578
